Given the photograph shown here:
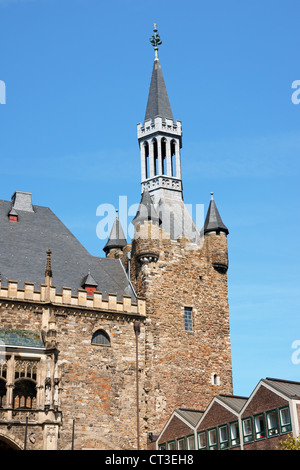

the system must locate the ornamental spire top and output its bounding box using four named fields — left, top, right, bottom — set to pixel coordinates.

left=150, top=23, right=162, bottom=59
